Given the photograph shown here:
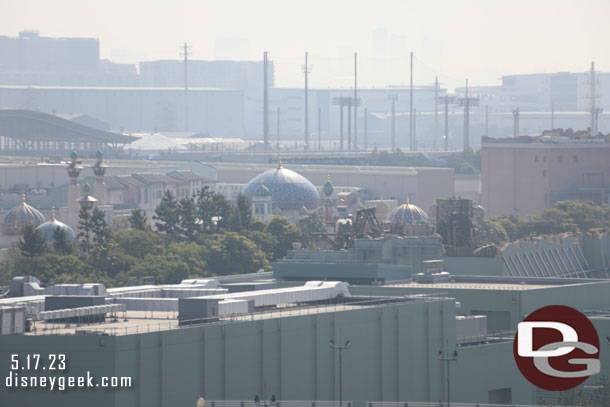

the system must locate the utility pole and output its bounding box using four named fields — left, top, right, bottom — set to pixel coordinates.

left=464, top=79, right=470, bottom=151
left=318, top=107, right=322, bottom=151
left=434, top=76, right=439, bottom=151
left=438, top=94, right=458, bottom=151
left=180, top=43, right=191, bottom=131
left=485, top=105, right=489, bottom=137
left=588, top=61, right=602, bottom=137
left=409, top=51, right=414, bottom=151
left=459, top=80, right=478, bottom=151
left=333, top=97, right=357, bottom=151
left=277, top=107, right=280, bottom=151
left=330, top=339, right=351, bottom=407
left=413, top=107, right=417, bottom=150
left=389, top=94, right=398, bottom=151
left=513, top=107, right=520, bottom=138
left=263, top=51, right=269, bottom=151
left=364, top=107, right=368, bottom=151
left=438, top=350, right=458, bottom=407
left=354, top=52, right=358, bottom=150
left=303, top=52, right=311, bottom=150
left=347, top=102, right=352, bottom=150
left=445, top=95, right=450, bottom=150
left=340, top=103, right=344, bottom=150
